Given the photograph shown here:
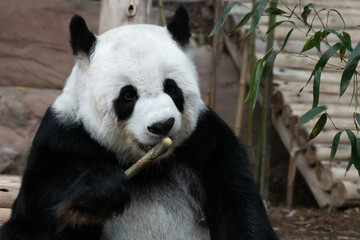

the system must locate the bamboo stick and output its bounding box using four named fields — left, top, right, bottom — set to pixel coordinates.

left=125, top=137, right=172, bottom=178
left=234, top=32, right=250, bottom=137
